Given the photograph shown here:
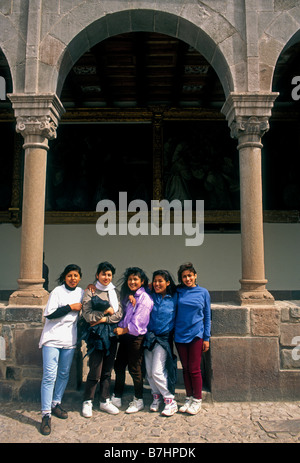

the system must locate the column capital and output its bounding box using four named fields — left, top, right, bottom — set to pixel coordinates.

left=221, top=92, right=279, bottom=141
left=7, top=93, right=65, bottom=142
